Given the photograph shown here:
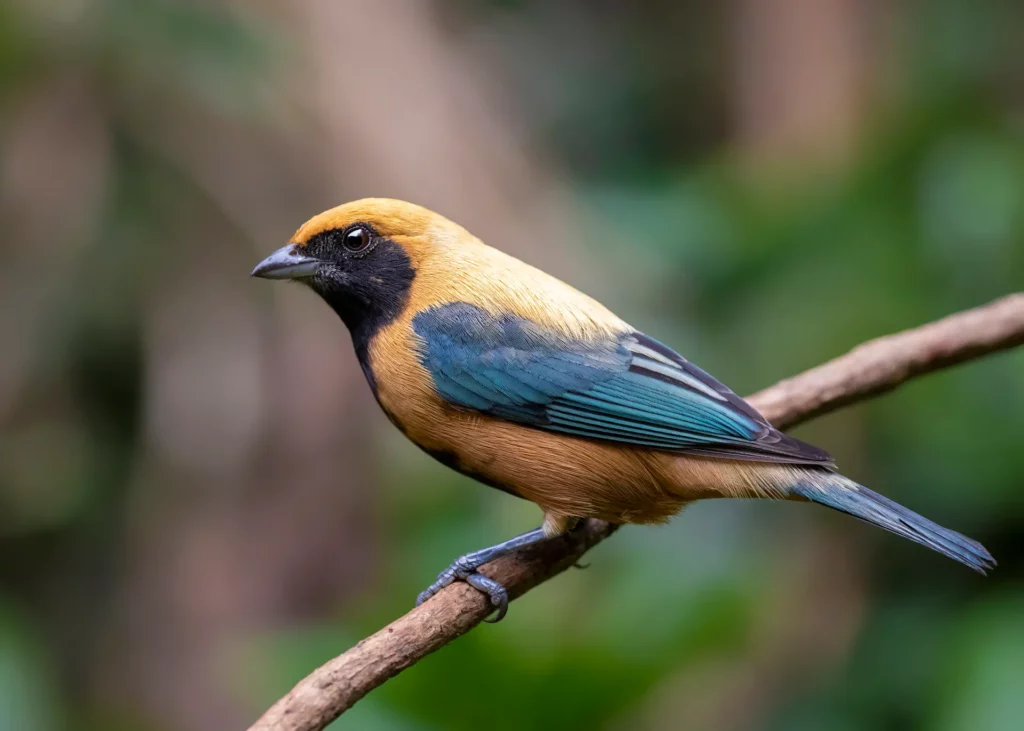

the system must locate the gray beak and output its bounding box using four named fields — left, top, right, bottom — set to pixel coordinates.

left=251, top=245, right=320, bottom=280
